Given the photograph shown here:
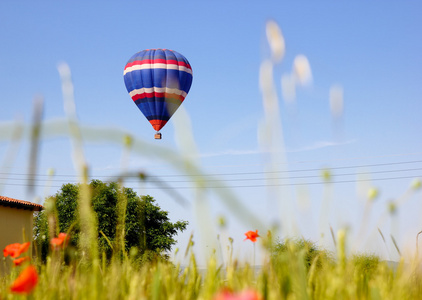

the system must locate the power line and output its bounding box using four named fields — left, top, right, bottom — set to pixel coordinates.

left=135, top=175, right=422, bottom=189
left=1, top=159, right=422, bottom=179
left=0, top=174, right=420, bottom=190
left=198, top=151, right=422, bottom=169
left=1, top=167, right=422, bottom=184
